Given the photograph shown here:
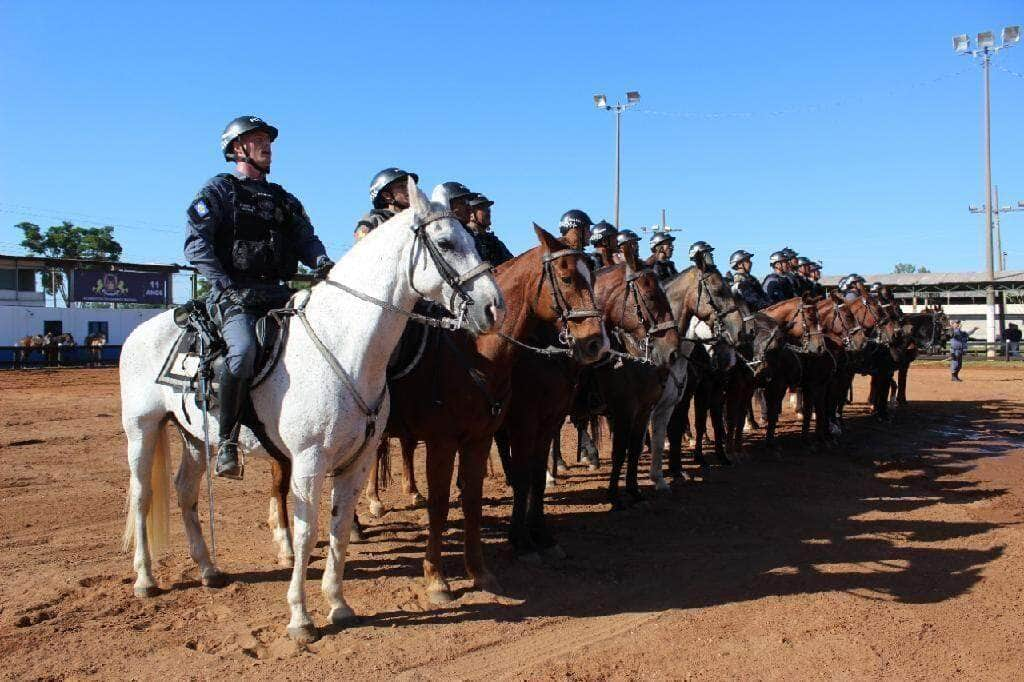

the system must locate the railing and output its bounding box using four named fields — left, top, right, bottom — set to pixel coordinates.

left=918, top=340, right=1022, bottom=361
left=0, top=345, right=123, bottom=369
